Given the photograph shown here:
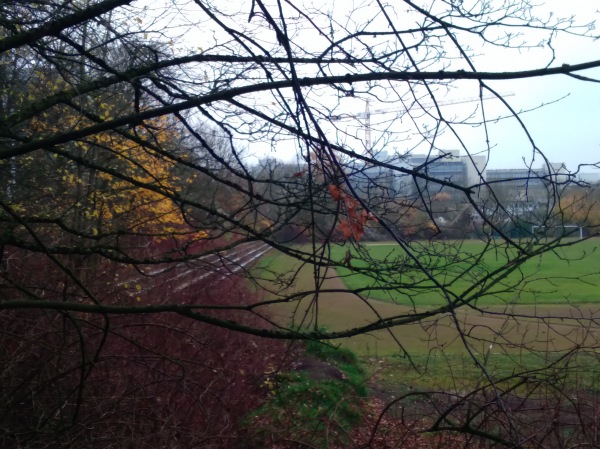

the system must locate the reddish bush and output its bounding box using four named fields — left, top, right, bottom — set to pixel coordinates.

left=0, top=241, right=287, bottom=448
